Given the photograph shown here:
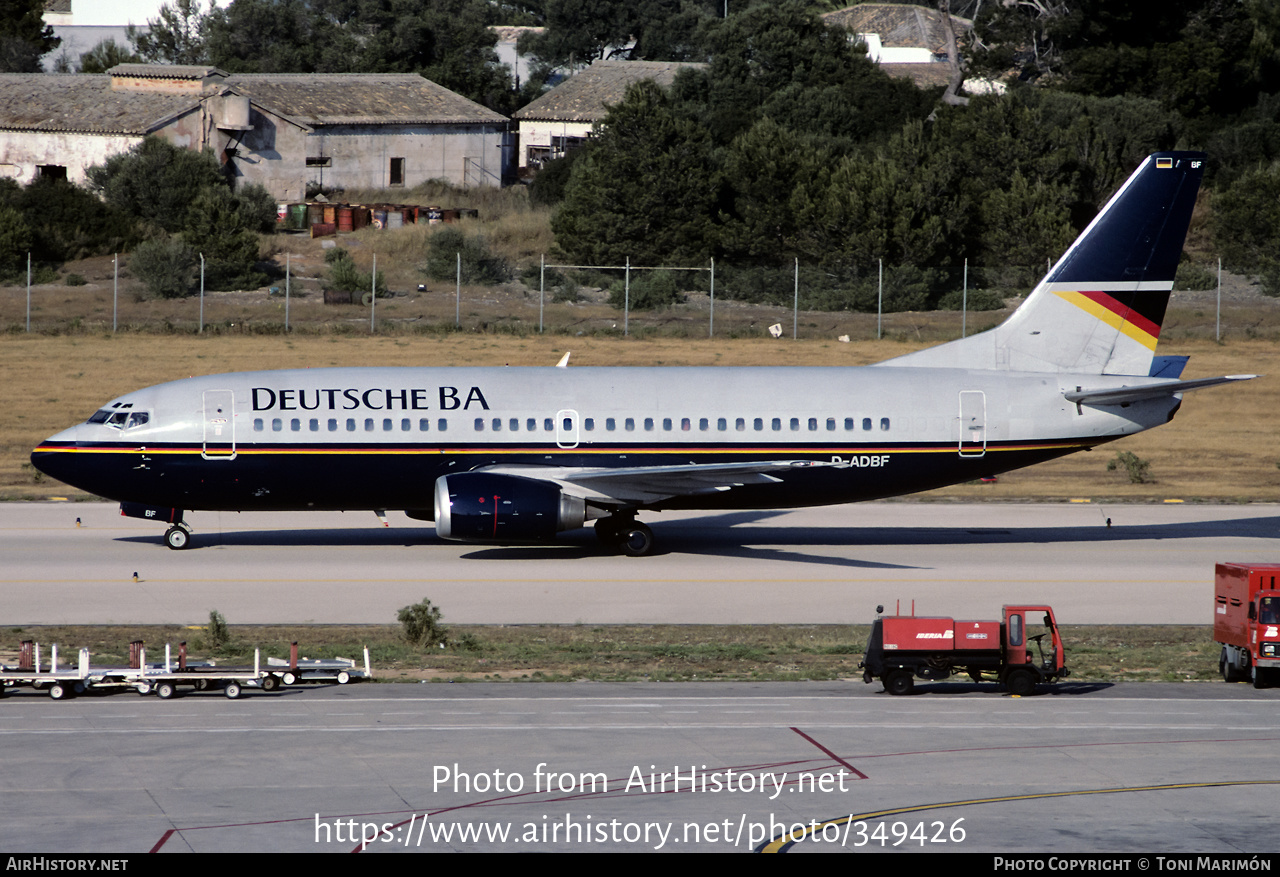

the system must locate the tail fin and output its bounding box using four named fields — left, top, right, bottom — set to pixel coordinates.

left=877, top=152, right=1205, bottom=376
